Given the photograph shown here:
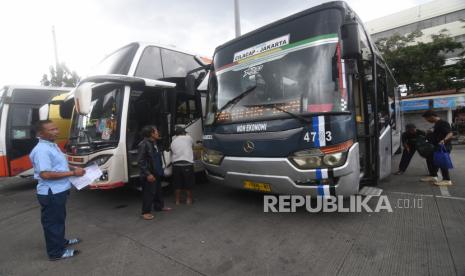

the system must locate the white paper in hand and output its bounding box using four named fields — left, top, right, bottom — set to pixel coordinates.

left=69, top=163, right=103, bottom=190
